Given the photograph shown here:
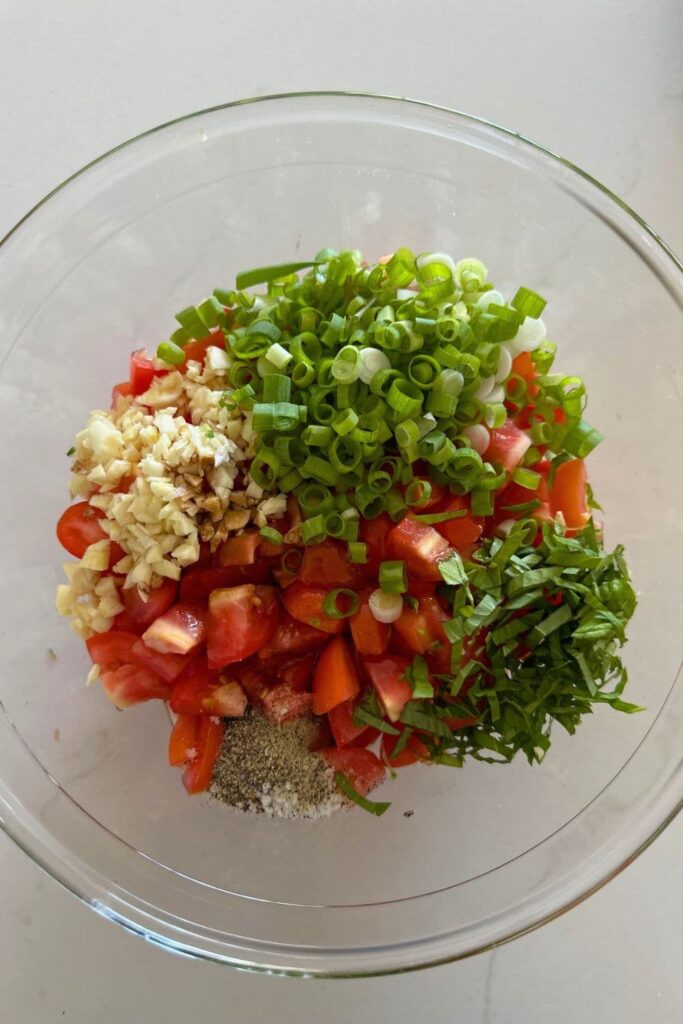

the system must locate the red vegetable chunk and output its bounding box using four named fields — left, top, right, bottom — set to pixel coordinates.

left=207, top=584, right=279, bottom=668
left=312, top=636, right=360, bottom=715
left=142, top=602, right=207, bottom=655
left=386, top=517, right=451, bottom=581
left=320, top=748, right=386, bottom=796
left=363, top=655, right=412, bottom=722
